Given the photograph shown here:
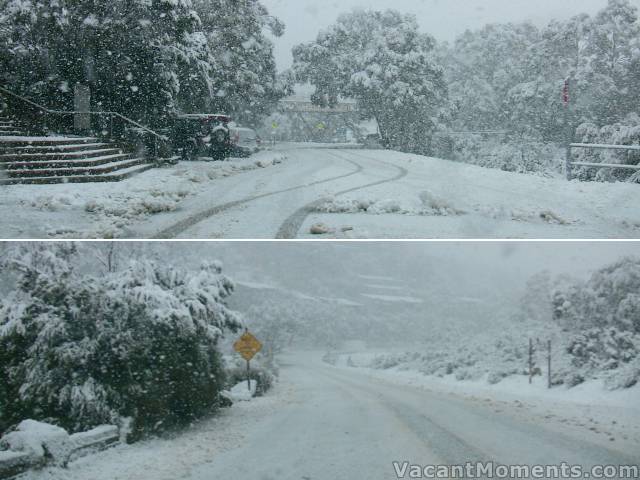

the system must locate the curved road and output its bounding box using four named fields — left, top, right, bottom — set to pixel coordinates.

left=148, top=148, right=408, bottom=239
left=187, top=354, right=638, bottom=480
left=125, top=145, right=640, bottom=239
left=276, top=152, right=408, bottom=238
